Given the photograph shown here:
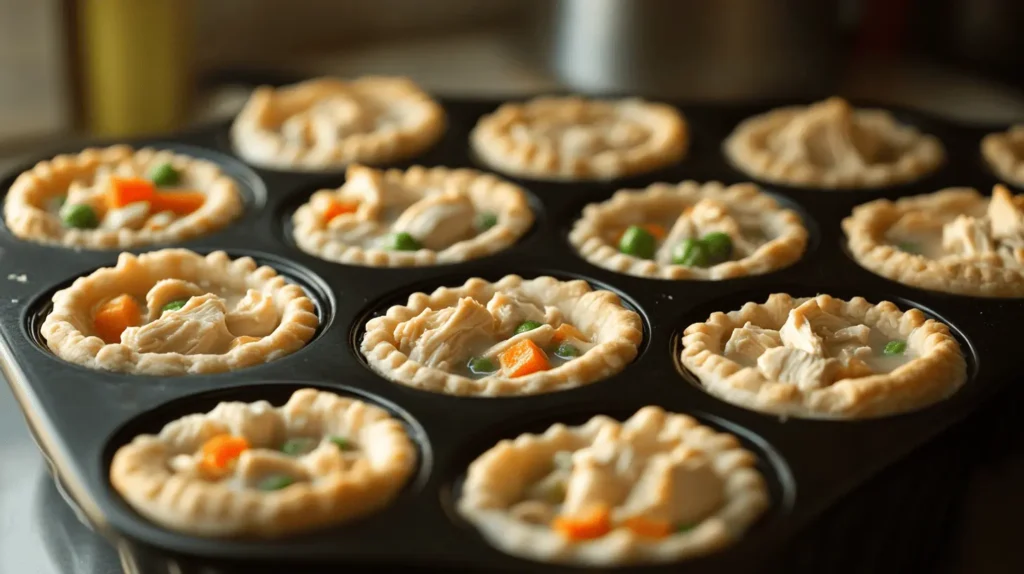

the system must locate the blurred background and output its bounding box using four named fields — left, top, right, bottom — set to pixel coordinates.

left=4, top=0, right=1024, bottom=152
left=3, top=1, right=1024, bottom=573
